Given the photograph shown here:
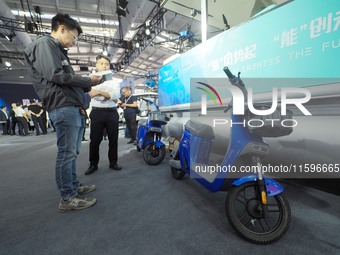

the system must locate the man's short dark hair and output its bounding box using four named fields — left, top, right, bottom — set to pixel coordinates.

left=1, top=106, right=5, bottom=109
left=96, top=54, right=111, bottom=63
left=122, top=86, right=132, bottom=91
left=51, top=13, right=83, bottom=35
